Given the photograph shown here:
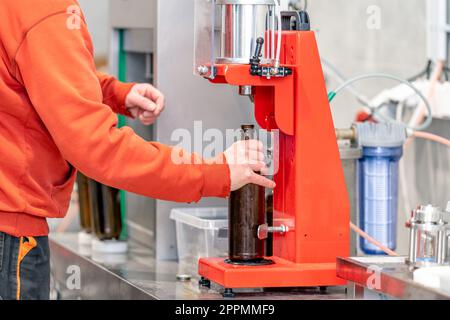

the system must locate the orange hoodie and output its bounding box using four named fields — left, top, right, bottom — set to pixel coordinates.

left=0, top=0, right=230, bottom=237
